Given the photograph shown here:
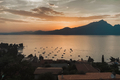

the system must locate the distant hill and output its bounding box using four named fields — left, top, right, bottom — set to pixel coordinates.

left=0, top=31, right=33, bottom=35
left=1, top=20, right=120, bottom=35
